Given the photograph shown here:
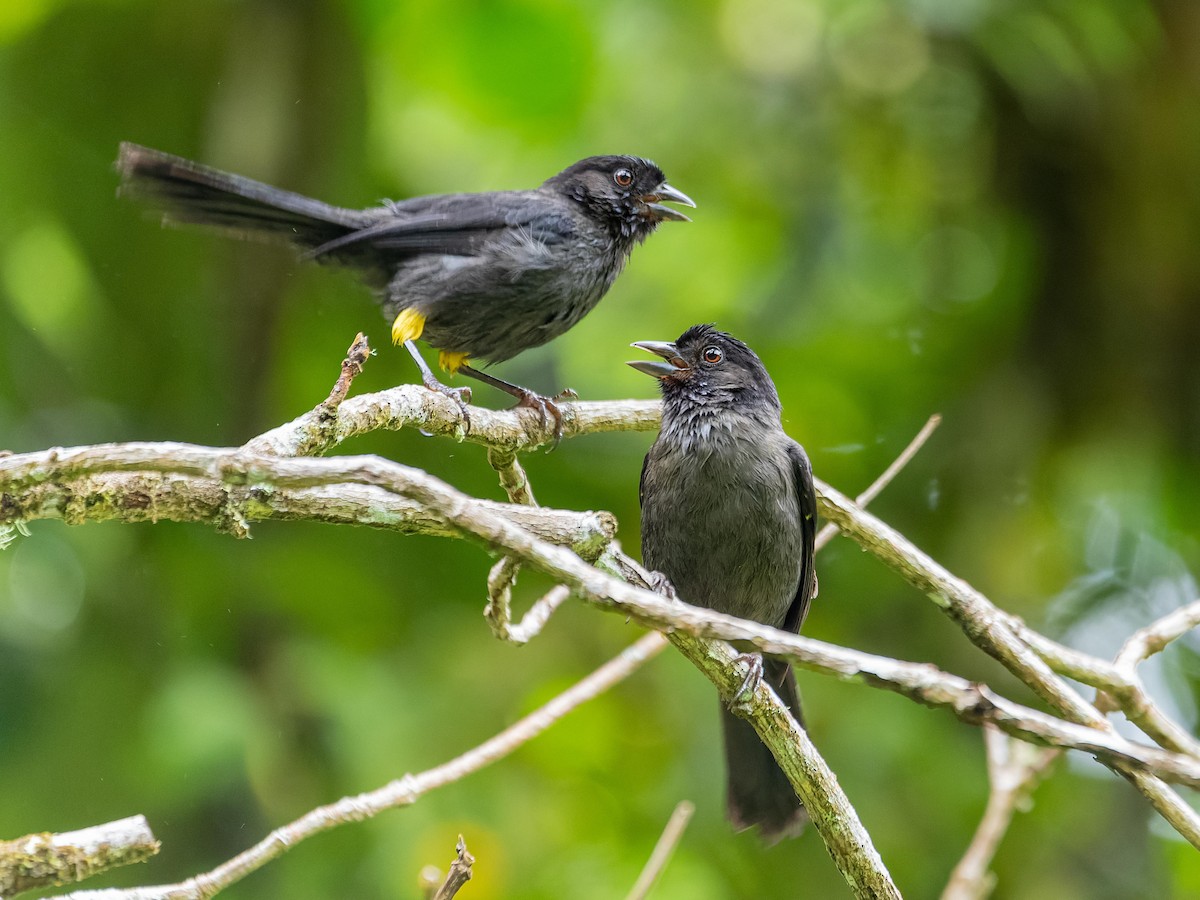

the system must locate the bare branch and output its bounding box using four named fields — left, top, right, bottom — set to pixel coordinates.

left=624, top=801, right=694, bottom=900
left=431, top=837, right=474, bottom=900
left=50, top=633, right=667, bottom=900
left=1002, top=617, right=1125, bottom=688
left=486, top=573, right=571, bottom=645
left=813, top=478, right=1200, bottom=844
left=1100, top=600, right=1200, bottom=756
left=0, top=472, right=615, bottom=560
left=8, top=383, right=1200, bottom=873
left=318, top=332, right=372, bottom=414
left=0, top=816, right=158, bottom=897
left=487, top=447, right=536, bottom=506
left=485, top=556, right=522, bottom=639
left=8, top=445, right=1200, bottom=800
left=1115, top=599, right=1200, bottom=670
left=1005, top=603, right=1200, bottom=757
left=244, top=385, right=660, bottom=458
left=942, top=728, right=1059, bottom=900
left=815, top=414, right=942, bottom=552
left=483, top=423, right=541, bottom=637
left=668, top=628, right=900, bottom=898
